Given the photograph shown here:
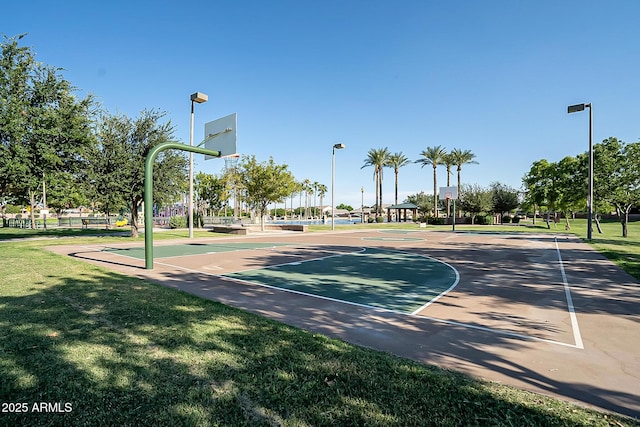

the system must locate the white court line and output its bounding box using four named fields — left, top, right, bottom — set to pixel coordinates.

left=554, top=237, right=584, bottom=349
left=215, top=274, right=583, bottom=349
left=368, top=247, right=460, bottom=315
left=146, top=240, right=585, bottom=350
left=410, top=268, right=460, bottom=314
